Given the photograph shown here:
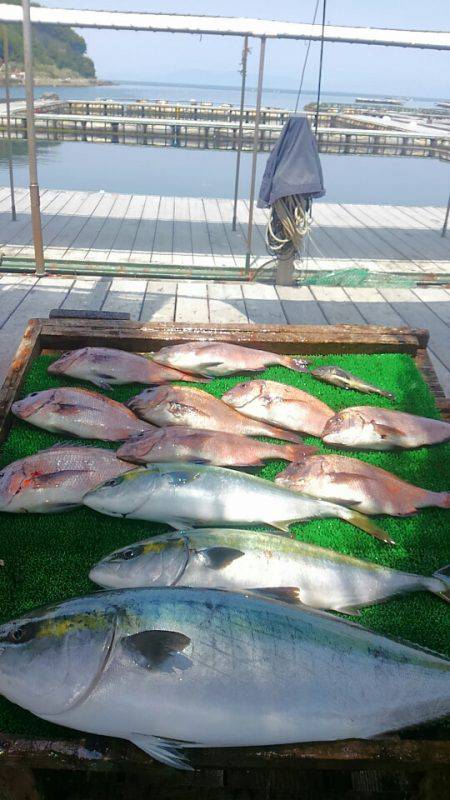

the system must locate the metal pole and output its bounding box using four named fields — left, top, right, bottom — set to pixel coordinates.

left=442, top=191, right=450, bottom=237
left=245, top=36, right=266, bottom=274
left=2, top=25, right=16, bottom=220
left=314, top=0, right=327, bottom=135
left=21, top=0, right=45, bottom=274
left=232, top=35, right=248, bottom=231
